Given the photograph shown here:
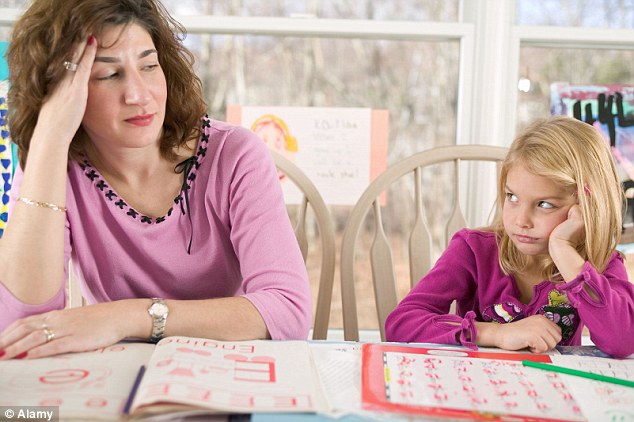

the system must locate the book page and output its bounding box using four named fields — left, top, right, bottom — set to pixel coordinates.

left=0, top=342, right=154, bottom=420
left=131, top=337, right=328, bottom=416
left=362, top=343, right=585, bottom=421
left=309, top=341, right=363, bottom=416
left=551, top=355, right=634, bottom=422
